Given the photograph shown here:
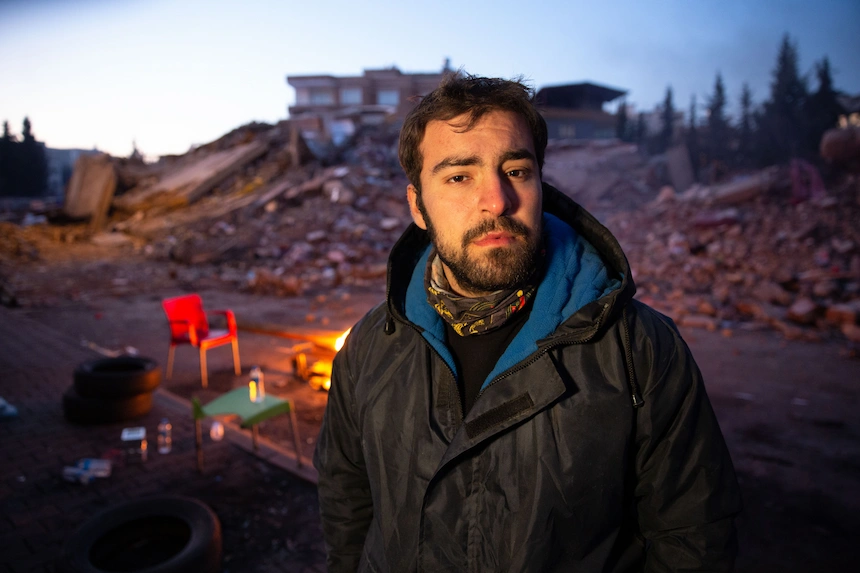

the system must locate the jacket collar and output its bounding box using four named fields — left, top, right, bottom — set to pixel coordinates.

left=386, top=183, right=637, bottom=385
